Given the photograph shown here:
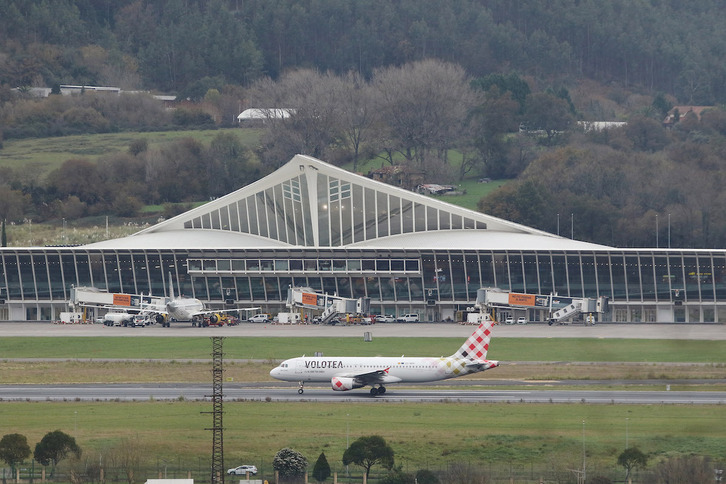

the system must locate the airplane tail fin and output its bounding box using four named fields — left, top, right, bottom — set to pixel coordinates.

left=451, top=318, right=496, bottom=360
left=168, top=272, right=175, bottom=299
